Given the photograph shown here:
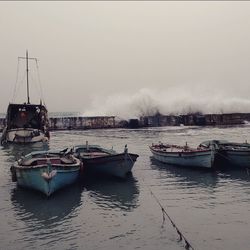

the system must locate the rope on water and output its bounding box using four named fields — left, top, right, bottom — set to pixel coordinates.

left=126, top=145, right=194, bottom=249
left=143, top=179, right=195, bottom=250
